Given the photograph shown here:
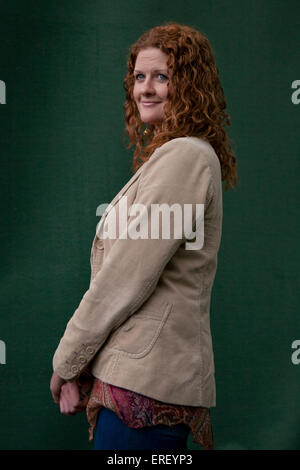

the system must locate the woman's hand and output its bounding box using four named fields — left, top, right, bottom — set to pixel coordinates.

left=50, top=371, right=66, bottom=404
left=77, top=368, right=94, bottom=396
left=50, top=368, right=93, bottom=415
left=59, top=381, right=90, bottom=416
